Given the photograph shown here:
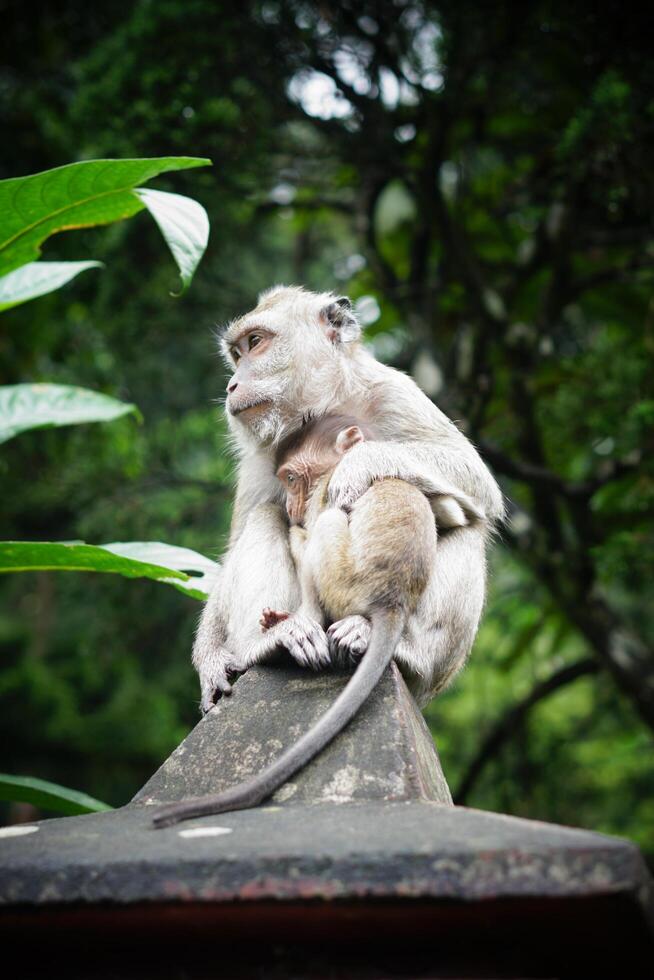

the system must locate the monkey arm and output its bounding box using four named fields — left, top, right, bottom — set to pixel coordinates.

left=240, top=512, right=356, bottom=673
left=346, top=357, right=504, bottom=521
left=228, top=516, right=331, bottom=672
left=192, top=502, right=302, bottom=713
left=191, top=565, right=240, bottom=713
left=227, top=451, right=284, bottom=546
left=327, top=440, right=500, bottom=524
